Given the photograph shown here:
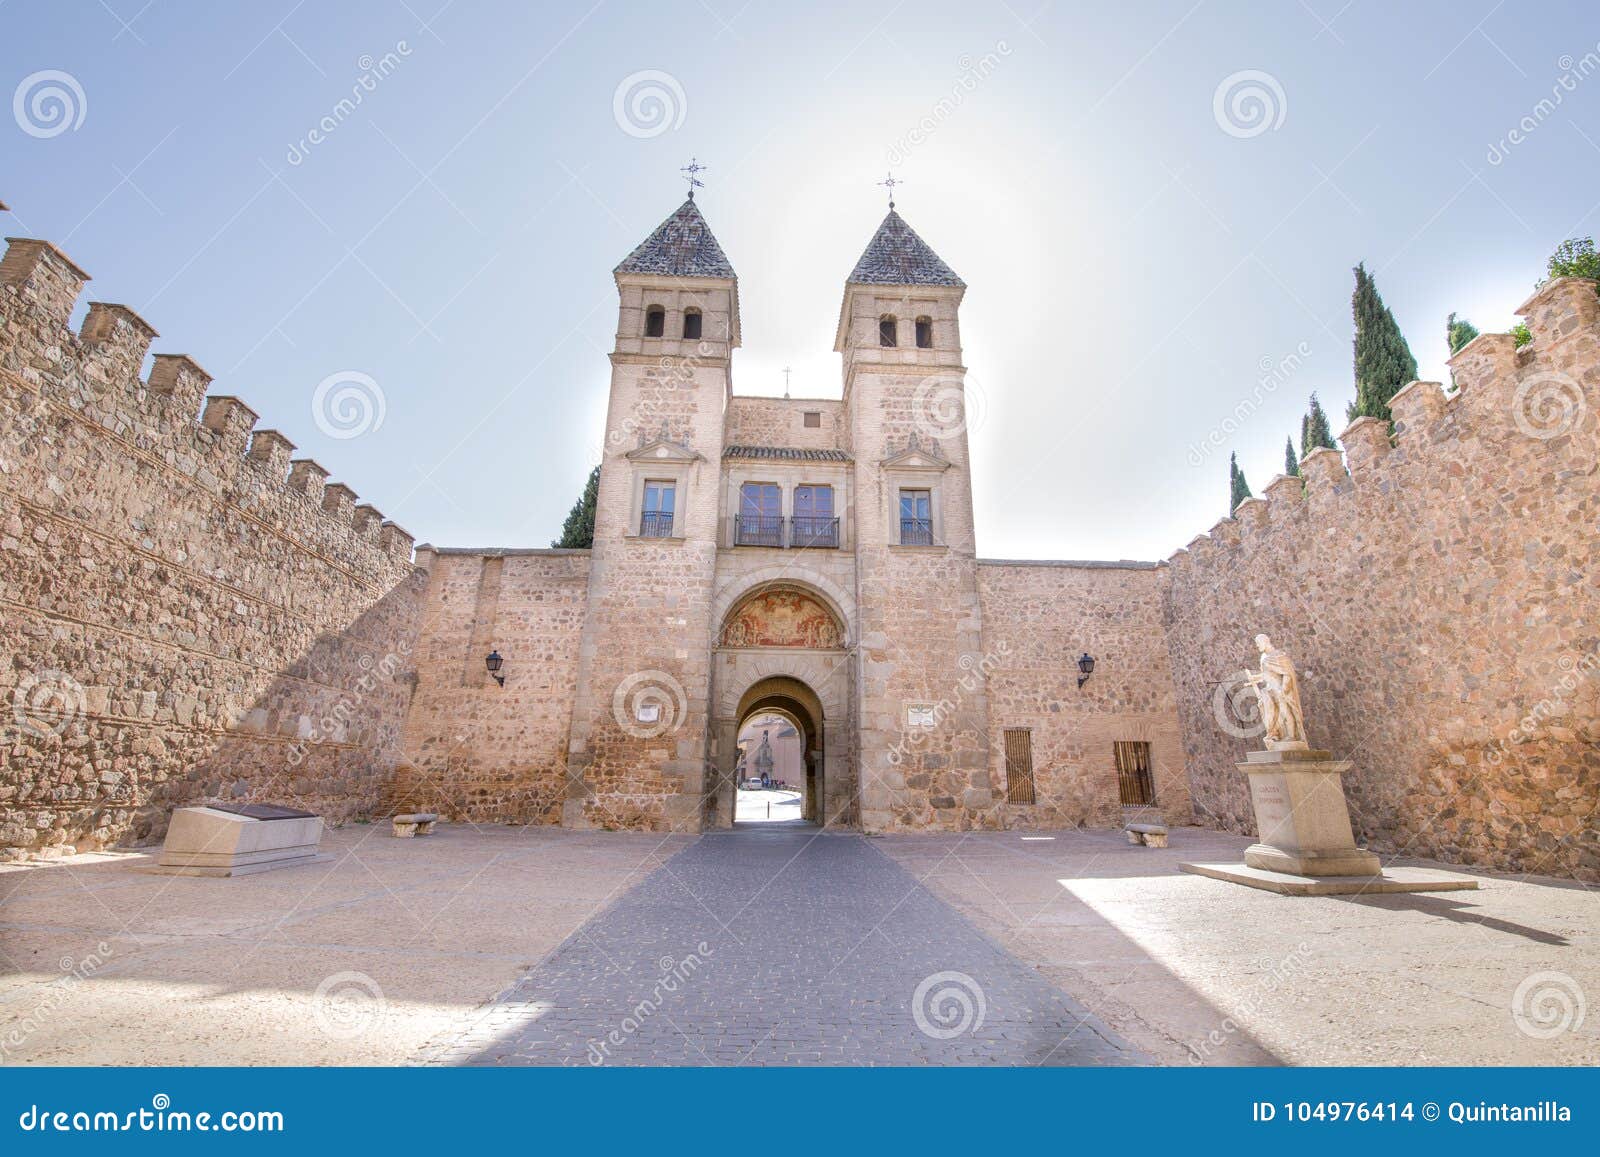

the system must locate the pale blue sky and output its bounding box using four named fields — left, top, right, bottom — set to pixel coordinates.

left=4, top=1, right=1598, bottom=559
